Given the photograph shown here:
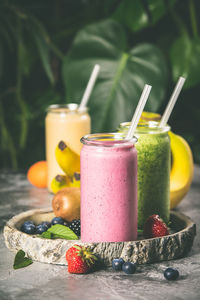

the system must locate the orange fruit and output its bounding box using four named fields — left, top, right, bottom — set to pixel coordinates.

left=27, top=161, right=47, bottom=188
